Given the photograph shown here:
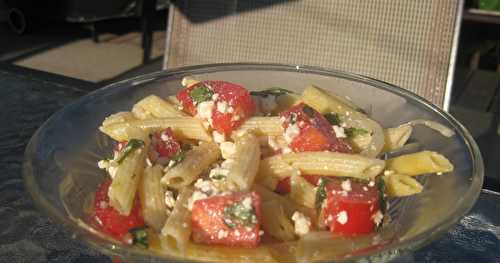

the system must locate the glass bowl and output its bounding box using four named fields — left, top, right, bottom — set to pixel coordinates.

left=23, top=63, right=483, bottom=262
